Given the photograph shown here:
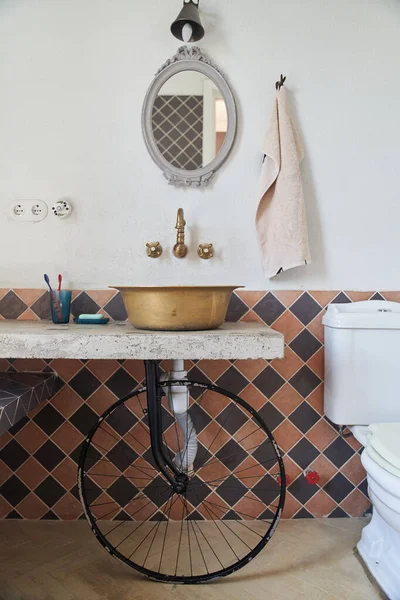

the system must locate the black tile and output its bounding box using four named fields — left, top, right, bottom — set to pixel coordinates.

left=107, top=440, right=138, bottom=472
left=41, top=510, right=59, bottom=520
left=69, top=367, right=101, bottom=400
left=252, top=439, right=280, bottom=468
left=187, top=366, right=211, bottom=399
left=289, top=402, right=320, bottom=434
left=253, top=293, right=286, bottom=325
left=370, top=292, right=385, bottom=301
left=288, top=438, right=319, bottom=470
left=289, top=330, right=322, bottom=362
left=187, top=509, right=205, bottom=520
left=0, top=475, right=29, bottom=505
left=258, top=403, right=285, bottom=432
left=258, top=507, right=276, bottom=520
left=216, top=403, right=247, bottom=435
left=290, top=293, right=321, bottom=325
left=34, top=475, right=66, bottom=507
left=216, top=439, right=247, bottom=471
left=216, top=366, right=248, bottom=396
left=0, top=291, right=27, bottom=319
left=70, top=292, right=100, bottom=317
left=324, top=437, right=354, bottom=468
left=328, top=507, right=348, bottom=518
left=115, top=509, right=134, bottom=521
left=31, top=292, right=52, bottom=320
left=107, top=476, right=139, bottom=507
left=251, top=474, right=280, bottom=505
left=7, top=415, right=29, bottom=436
left=33, top=403, right=64, bottom=435
left=105, top=368, right=137, bottom=398
left=104, top=293, right=128, bottom=321
left=289, top=367, right=321, bottom=399
left=0, top=439, right=29, bottom=470
left=324, top=473, right=353, bottom=503
left=331, top=292, right=351, bottom=304
left=288, top=476, right=319, bottom=504
left=70, top=442, right=101, bottom=468
left=189, top=403, right=212, bottom=433
left=6, top=509, right=23, bottom=519
left=69, top=404, right=98, bottom=436
left=216, top=475, right=247, bottom=506
left=142, top=476, right=171, bottom=507
left=80, top=479, right=103, bottom=505
left=193, top=443, right=212, bottom=471
left=186, top=475, right=212, bottom=507
left=34, top=440, right=66, bottom=472
left=358, top=478, right=369, bottom=497
left=225, top=293, right=248, bottom=322
left=107, top=404, right=138, bottom=436
left=149, top=511, right=167, bottom=522
left=253, top=366, right=285, bottom=398
left=293, top=507, right=314, bottom=519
